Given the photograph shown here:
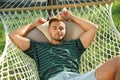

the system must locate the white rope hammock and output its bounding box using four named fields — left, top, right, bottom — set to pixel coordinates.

left=0, top=0, right=120, bottom=80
